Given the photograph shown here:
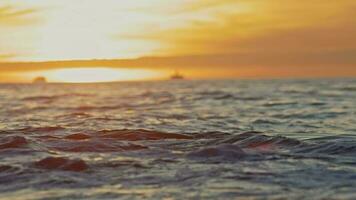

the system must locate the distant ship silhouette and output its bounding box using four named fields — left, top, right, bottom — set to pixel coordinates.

left=33, top=76, right=47, bottom=83
left=170, top=71, right=184, bottom=80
